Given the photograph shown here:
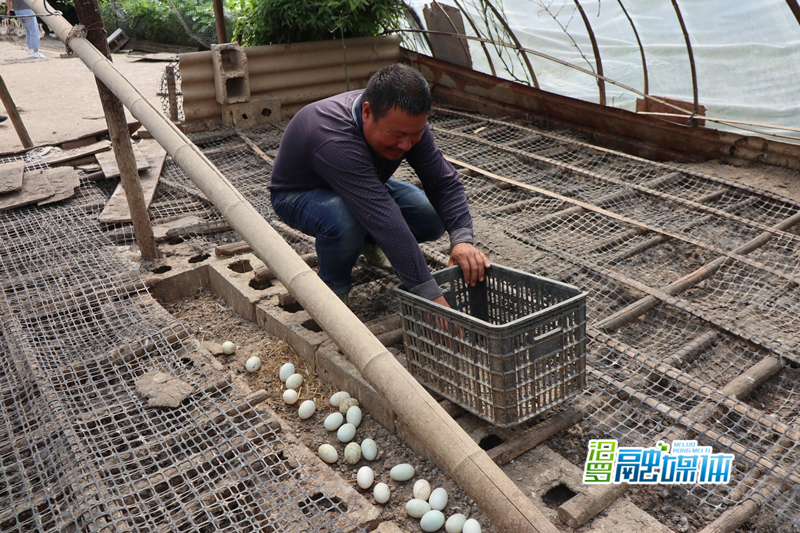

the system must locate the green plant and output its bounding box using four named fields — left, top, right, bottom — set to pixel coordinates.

left=235, top=0, right=403, bottom=46
left=99, top=0, right=238, bottom=48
